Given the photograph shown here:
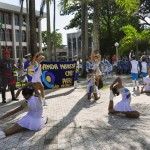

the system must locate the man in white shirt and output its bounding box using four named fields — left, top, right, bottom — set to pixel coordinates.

left=130, top=55, right=140, bottom=91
